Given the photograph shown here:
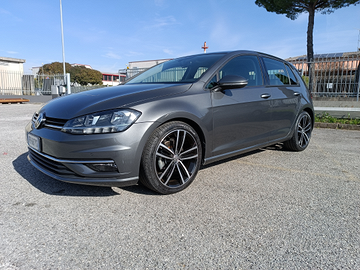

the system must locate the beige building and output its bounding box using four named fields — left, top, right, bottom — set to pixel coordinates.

left=0, top=56, right=25, bottom=72
left=128, top=58, right=172, bottom=69
left=0, top=56, right=26, bottom=95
